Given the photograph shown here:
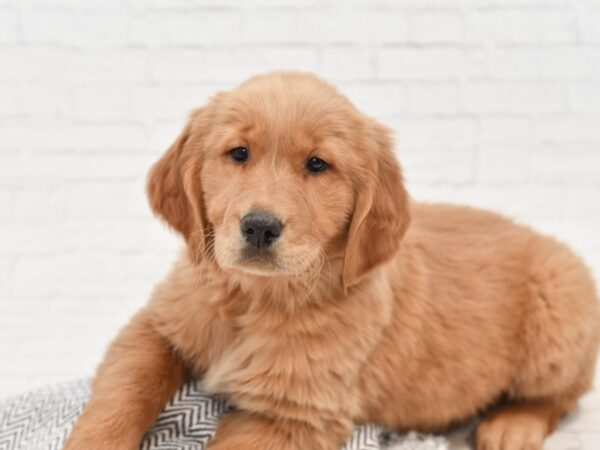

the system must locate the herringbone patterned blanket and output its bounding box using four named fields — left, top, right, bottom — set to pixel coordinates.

left=0, top=380, right=448, bottom=450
